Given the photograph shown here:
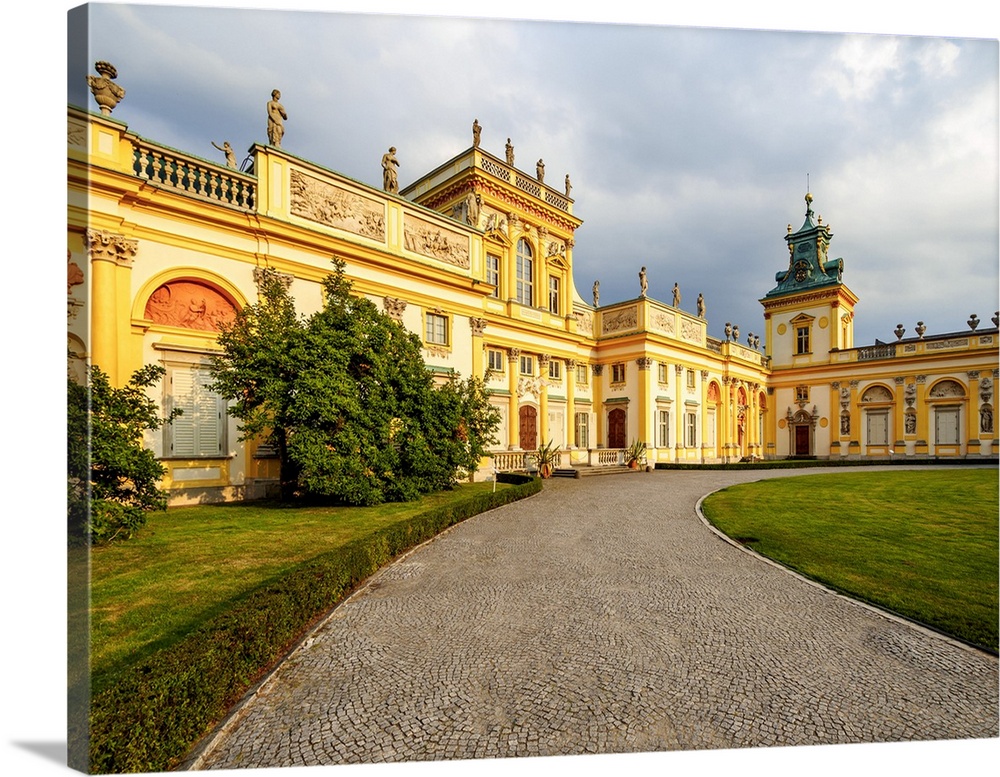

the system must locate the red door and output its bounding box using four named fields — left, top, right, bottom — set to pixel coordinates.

left=608, top=408, right=627, bottom=449
left=519, top=406, right=537, bottom=451
left=794, top=425, right=810, bottom=456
